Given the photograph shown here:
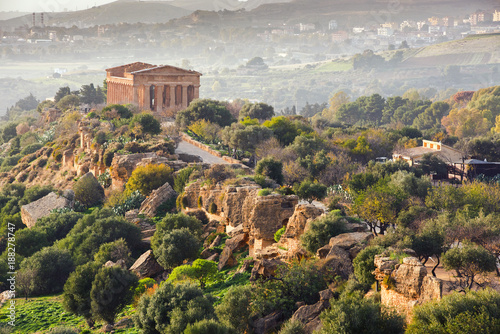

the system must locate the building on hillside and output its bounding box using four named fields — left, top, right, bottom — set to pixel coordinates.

left=450, top=159, right=500, bottom=181
left=494, top=10, right=500, bottom=22
left=105, top=62, right=201, bottom=117
left=392, top=140, right=465, bottom=179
